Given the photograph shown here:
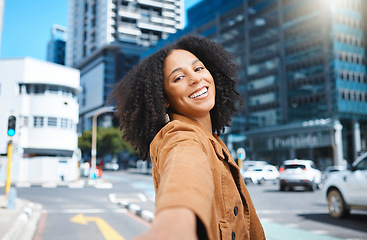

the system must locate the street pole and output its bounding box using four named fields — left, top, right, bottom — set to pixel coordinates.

left=5, top=140, right=13, bottom=198
left=90, top=107, right=115, bottom=179
left=91, top=114, right=97, bottom=179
